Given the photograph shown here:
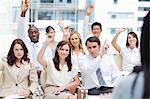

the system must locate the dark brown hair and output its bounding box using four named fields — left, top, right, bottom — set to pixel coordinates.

left=126, top=32, right=139, bottom=48
left=7, top=39, right=30, bottom=66
left=53, top=40, right=72, bottom=71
